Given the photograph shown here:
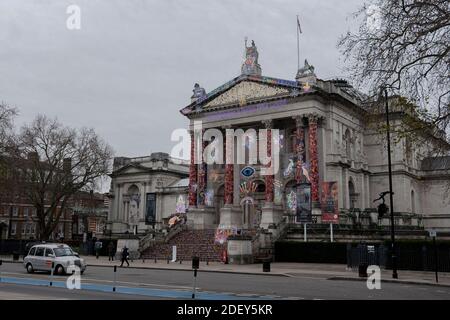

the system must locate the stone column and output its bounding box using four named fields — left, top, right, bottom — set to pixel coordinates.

left=197, top=129, right=207, bottom=206
left=262, top=120, right=274, bottom=203
left=218, top=127, right=242, bottom=229
left=308, top=114, right=320, bottom=204
left=293, top=116, right=306, bottom=183
left=224, top=129, right=234, bottom=205
left=188, top=130, right=198, bottom=207
left=260, top=119, right=283, bottom=231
